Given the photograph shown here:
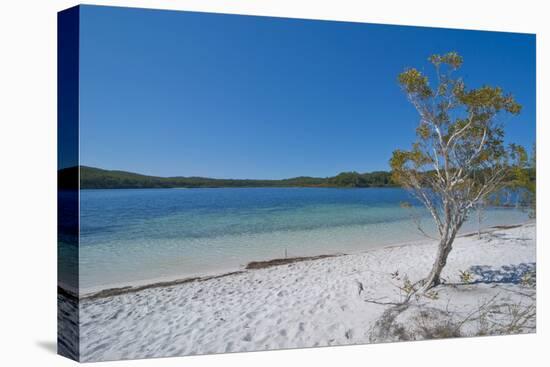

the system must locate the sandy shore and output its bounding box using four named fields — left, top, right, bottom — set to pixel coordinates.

left=74, top=222, right=536, bottom=362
